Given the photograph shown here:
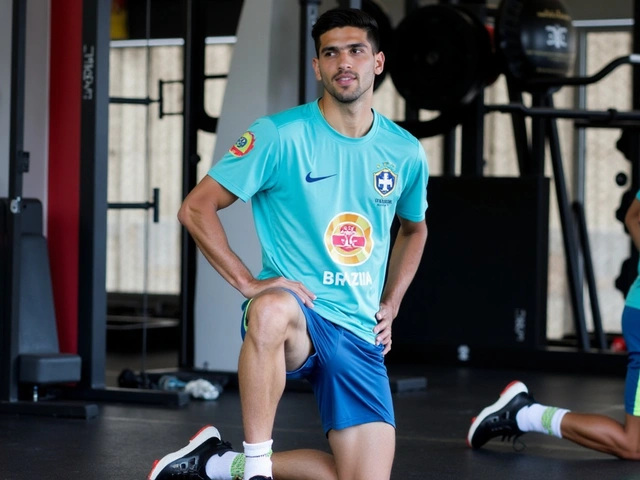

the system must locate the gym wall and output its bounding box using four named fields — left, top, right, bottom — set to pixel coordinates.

left=0, top=0, right=51, bottom=223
